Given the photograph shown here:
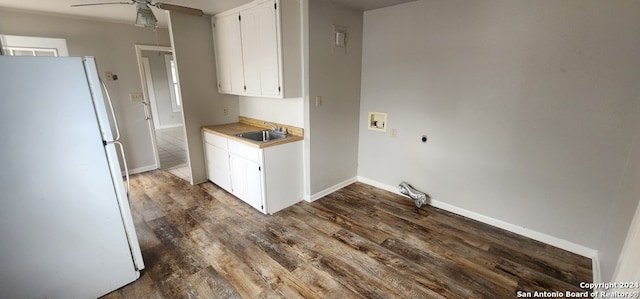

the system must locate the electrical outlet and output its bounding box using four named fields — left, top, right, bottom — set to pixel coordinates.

left=315, top=96, right=322, bottom=107
left=391, top=128, right=397, bottom=138
left=223, top=108, right=228, bottom=116
left=129, top=92, right=144, bottom=102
